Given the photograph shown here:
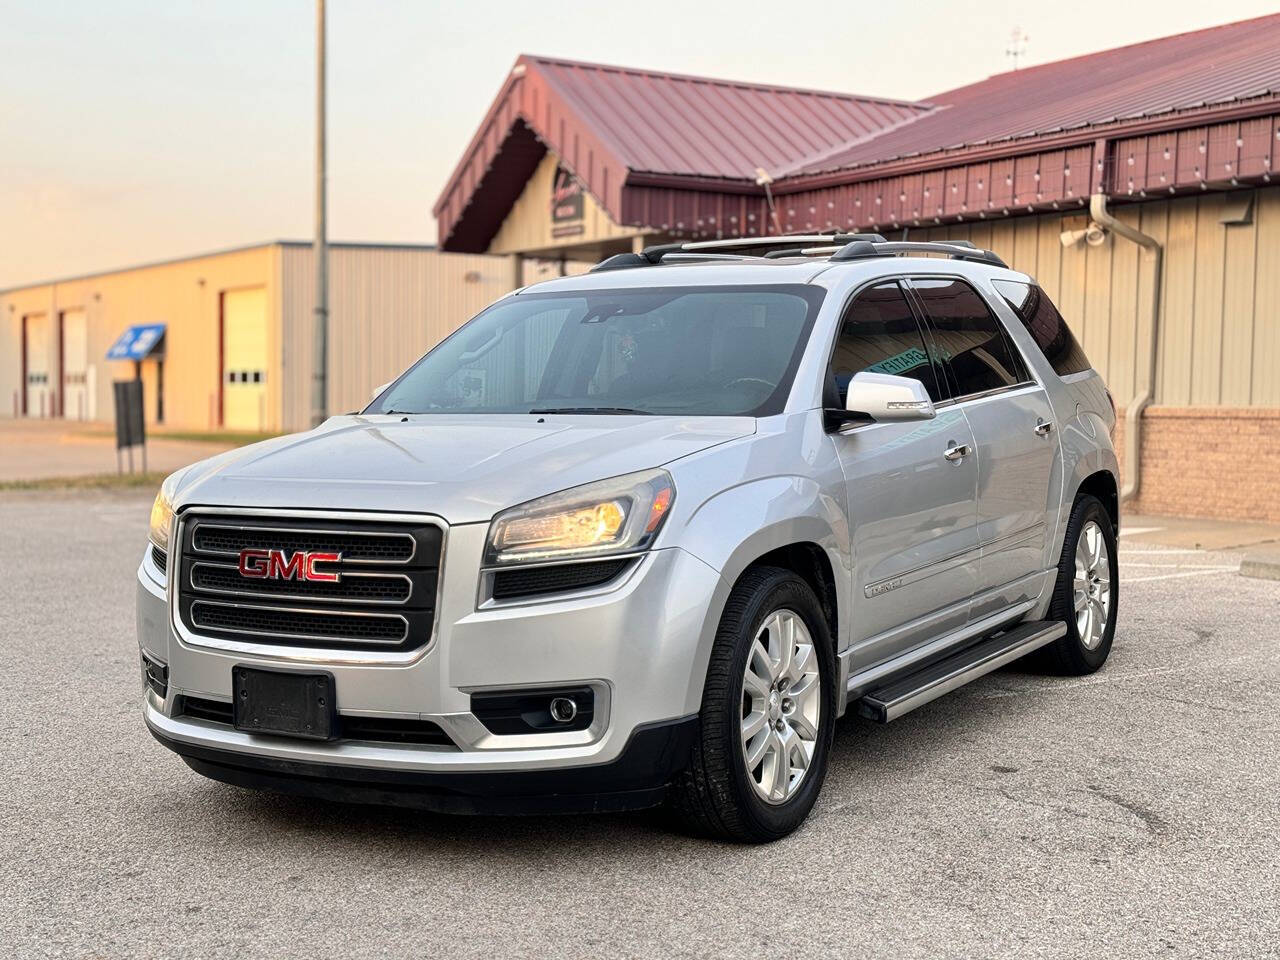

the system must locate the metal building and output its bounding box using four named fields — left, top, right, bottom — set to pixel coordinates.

left=1, top=242, right=512, bottom=433
left=433, top=15, right=1280, bottom=522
